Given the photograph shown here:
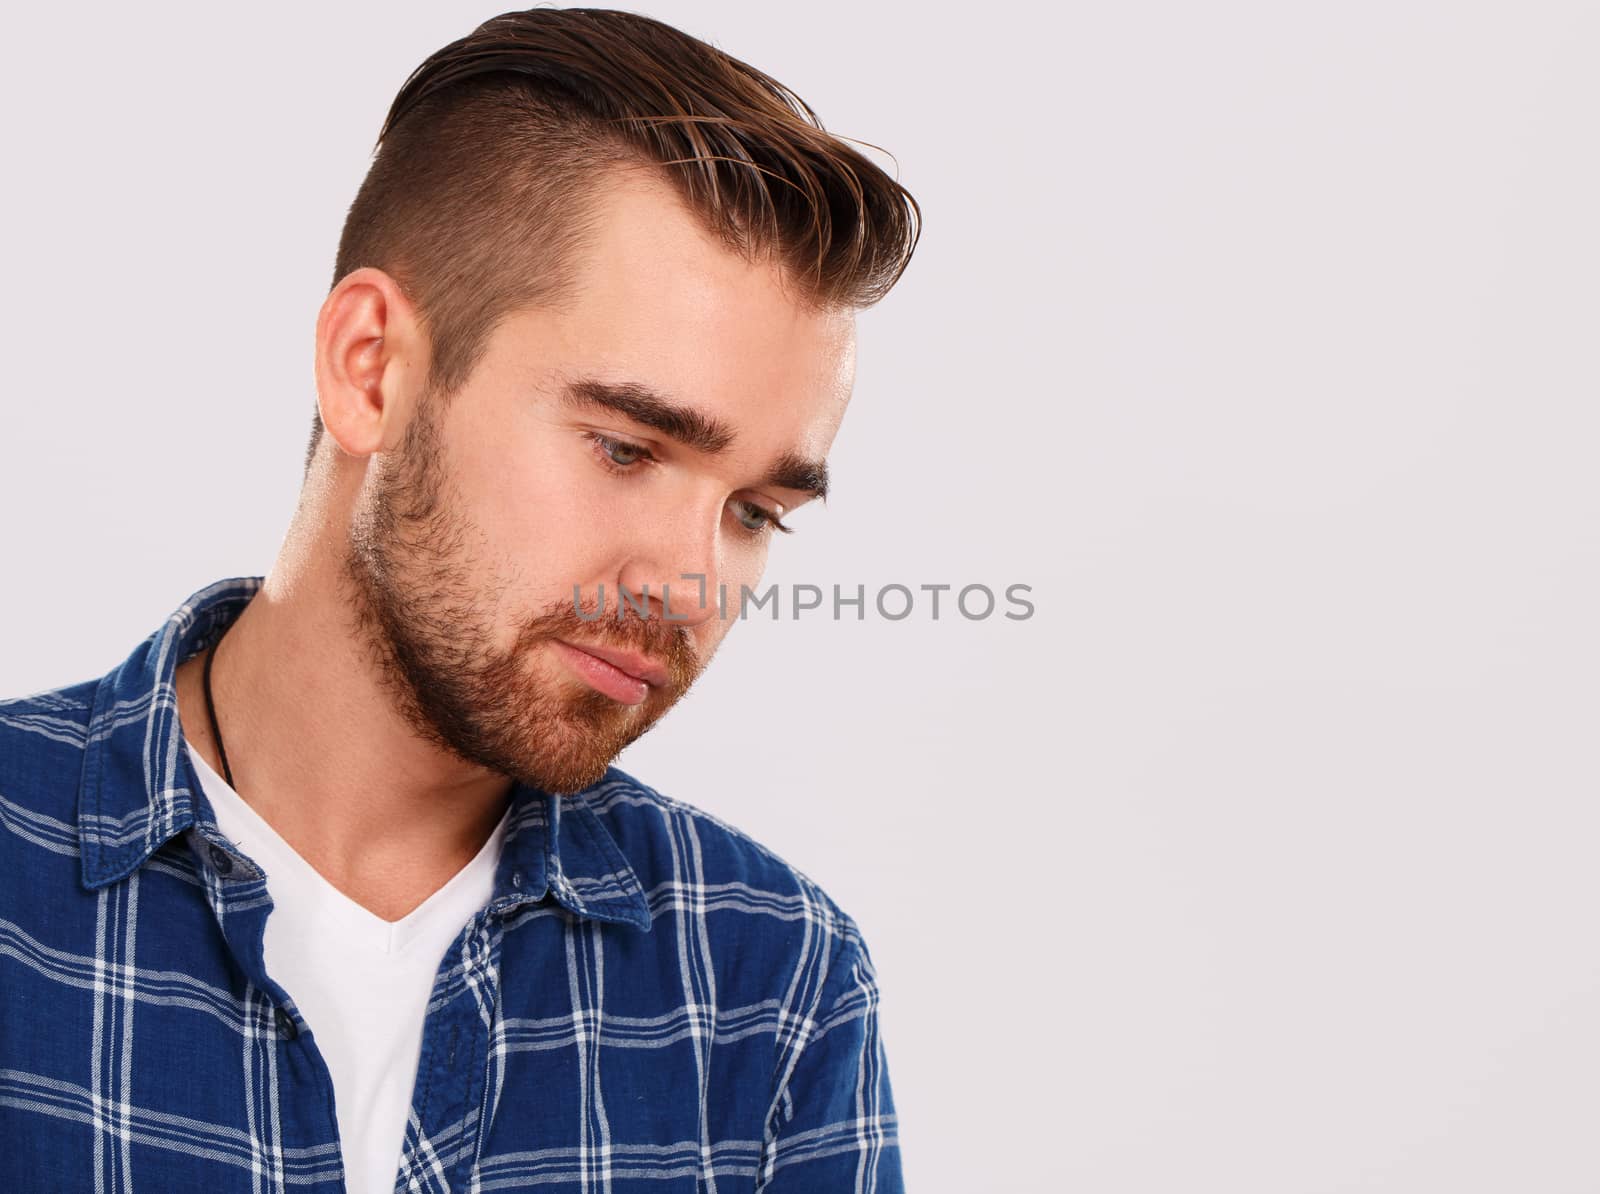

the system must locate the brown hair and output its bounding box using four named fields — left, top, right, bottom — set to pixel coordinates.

left=306, top=5, right=922, bottom=477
